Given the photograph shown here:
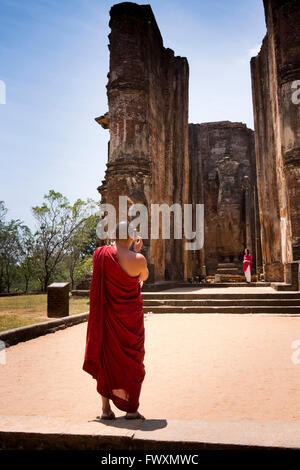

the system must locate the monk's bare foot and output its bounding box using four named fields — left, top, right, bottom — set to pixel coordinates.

left=101, top=410, right=115, bottom=420
left=100, top=396, right=115, bottom=419
left=100, top=406, right=115, bottom=420
left=125, top=411, right=145, bottom=420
